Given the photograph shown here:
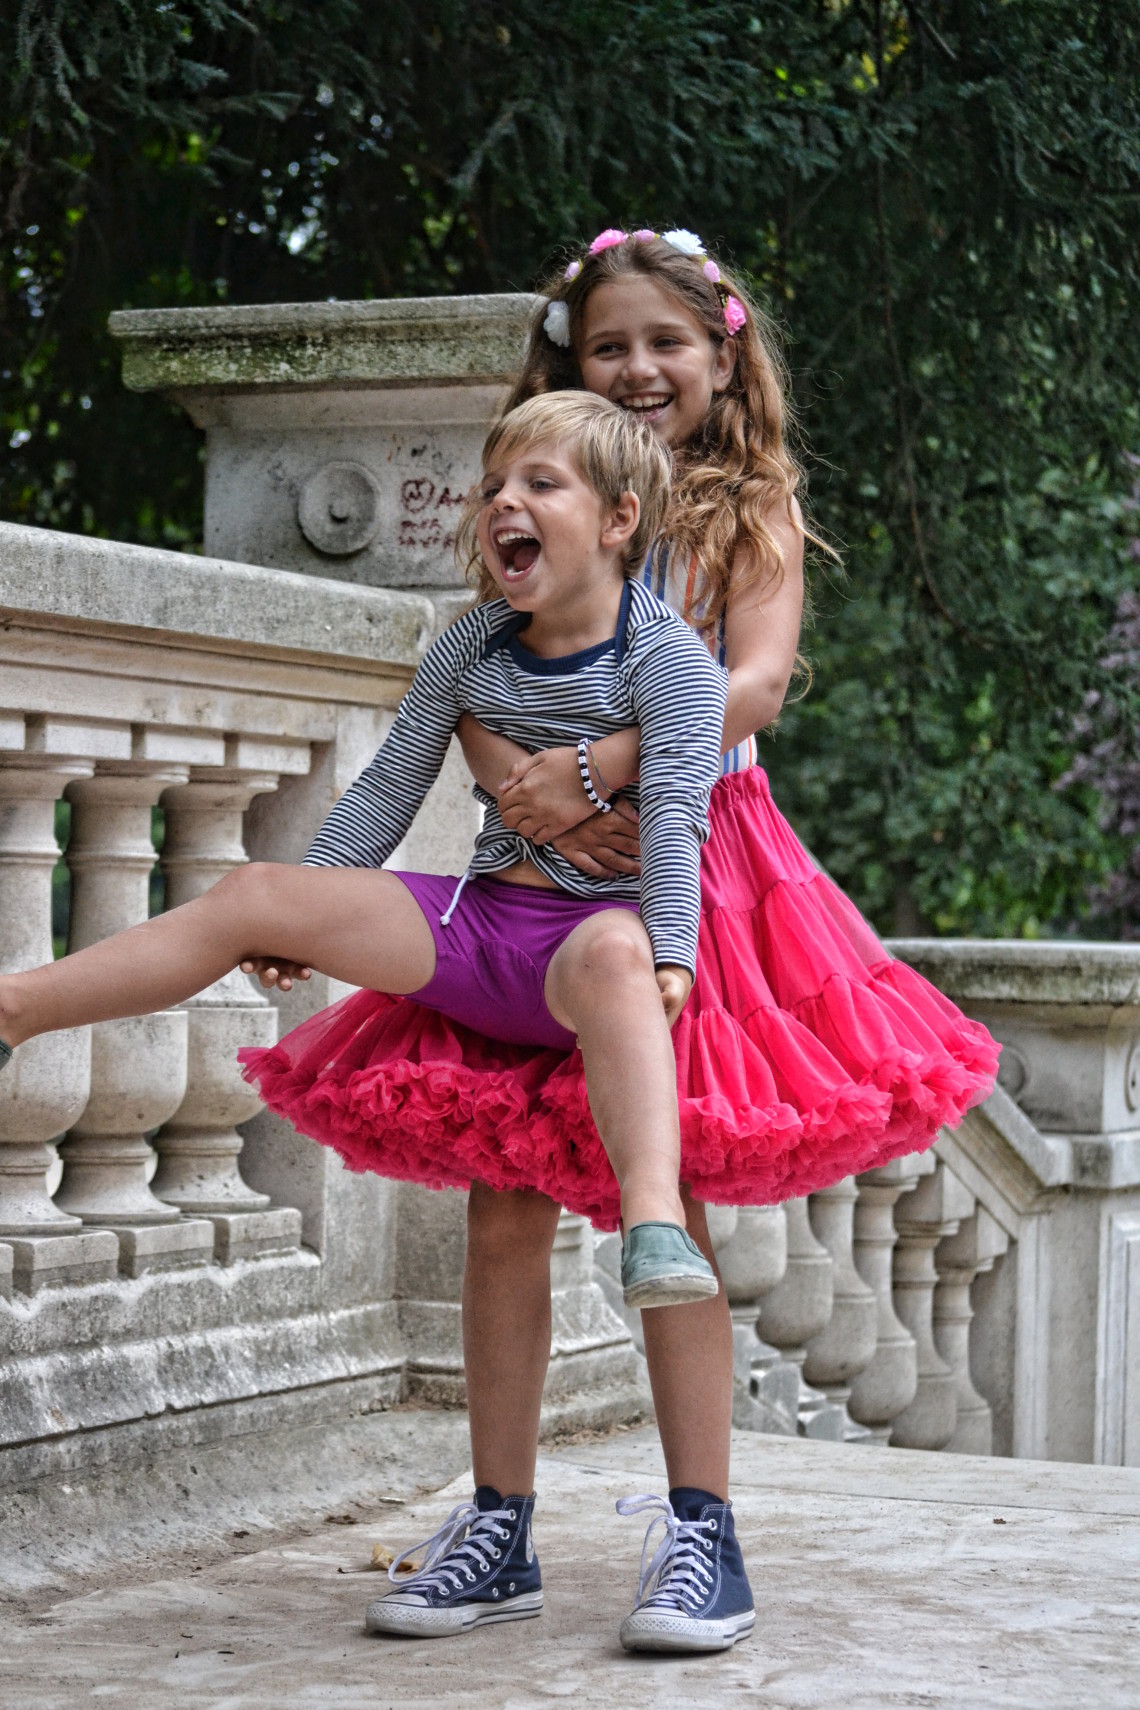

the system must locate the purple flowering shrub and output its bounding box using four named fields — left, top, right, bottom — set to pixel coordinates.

left=1061, top=554, right=1140, bottom=935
